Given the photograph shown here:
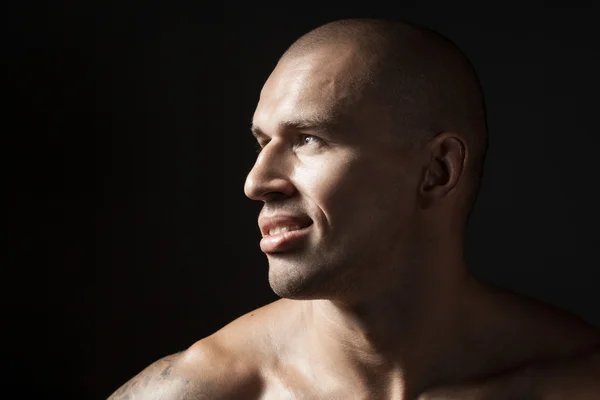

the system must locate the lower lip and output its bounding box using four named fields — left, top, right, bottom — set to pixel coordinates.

left=260, top=226, right=311, bottom=253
